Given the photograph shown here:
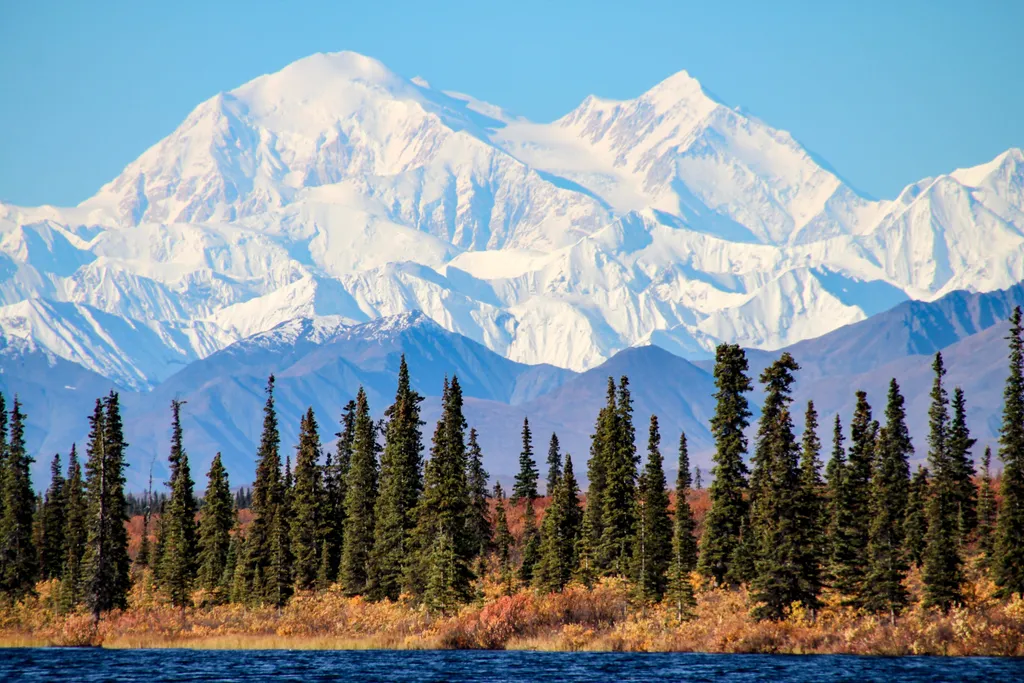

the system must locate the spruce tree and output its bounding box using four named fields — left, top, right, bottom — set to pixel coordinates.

left=598, top=376, right=638, bottom=576
left=904, top=466, right=929, bottom=568
left=582, top=379, right=617, bottom=572
left=465, top=428, right=491, bottom=560
left=546, top=433, right=562, bottom=496
left=321, top=399, right=355, bottom=586
left=995, top=306, right=1024, bottom=597
left=83, top=394, right=131, bottom=619
left=947, top=387, right=977, bottom=544
left=493, top=482, right=514, bottom=595
left=535, top=453, right=583, bottom=593
left=518, top=498, right=540, bottom=584
left=368, top=357, right=424, bottom=600
left=667, top=431, right=698, bottom=620
left=197, top=453, right=233, bottom=596
left=340, top=388, right=378, bottom=596
left=748, top=353, right=808, bottom=621
left=59, top=445, right=86, bottom=611
left=632, top=415, right=672, bottom=602
left=245, top=376, right=285, bottom=605
left=922, top=353, right=965, bottom=611
left=159, top=399, right=198, bottom=608
left=698, top=344, right=752, bottom=586
left=0, top=398, right=36, bottom=597
left=863, top=379, right=913, bottom=618
left=977, top=447, right=997, bottom=569
left=512, top=417, right=539, bottom=504
left=290, top=408, right=323, bottom=591
left=694, top=467, right=702, bottom=490
left=795, top=401, right=825, bottom=612
left=38, top=453, right=67, bottom=580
